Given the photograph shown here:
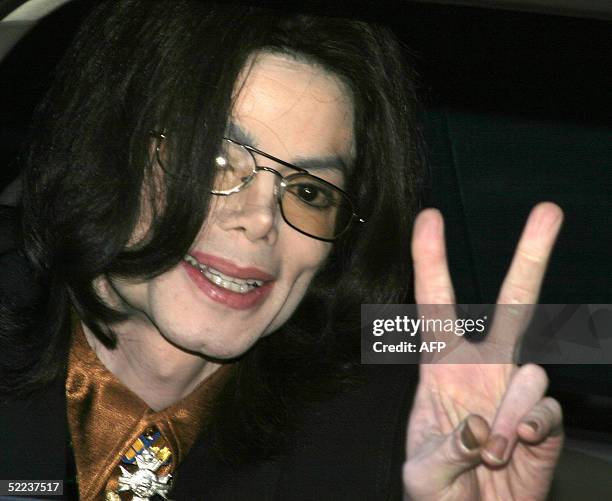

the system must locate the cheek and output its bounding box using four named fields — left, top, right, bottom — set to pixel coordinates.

left=282, top=236, right=331, bottom=286
left=100, top=275, right=150, bottom=315
left=264, top=239, right=332, bottom=333
left=144, top=272, right=231, bottom=351
left=126, top=163, right=167, bottom=248
left=286, top=266, right=320, bottom=303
